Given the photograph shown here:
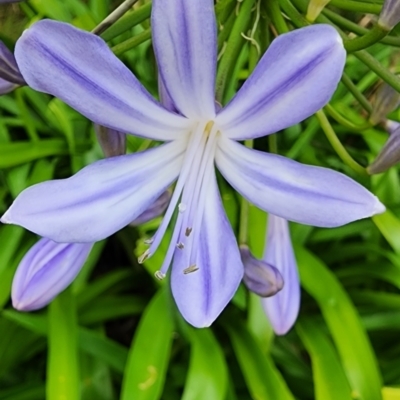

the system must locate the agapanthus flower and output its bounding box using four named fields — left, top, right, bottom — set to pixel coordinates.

left=262, top=215, right=300, bottom=335
left=1, top=0, right=385, bottom=327
left=12, top=125, right=170, bottom=311
left=0, top=41, right=25, bottom=95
